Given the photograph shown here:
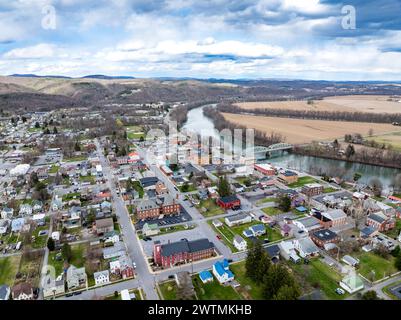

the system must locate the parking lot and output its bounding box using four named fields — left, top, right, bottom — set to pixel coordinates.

left=140, top=227, right=206, bottom=256
left=135, top=206, right=193, bottom=230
